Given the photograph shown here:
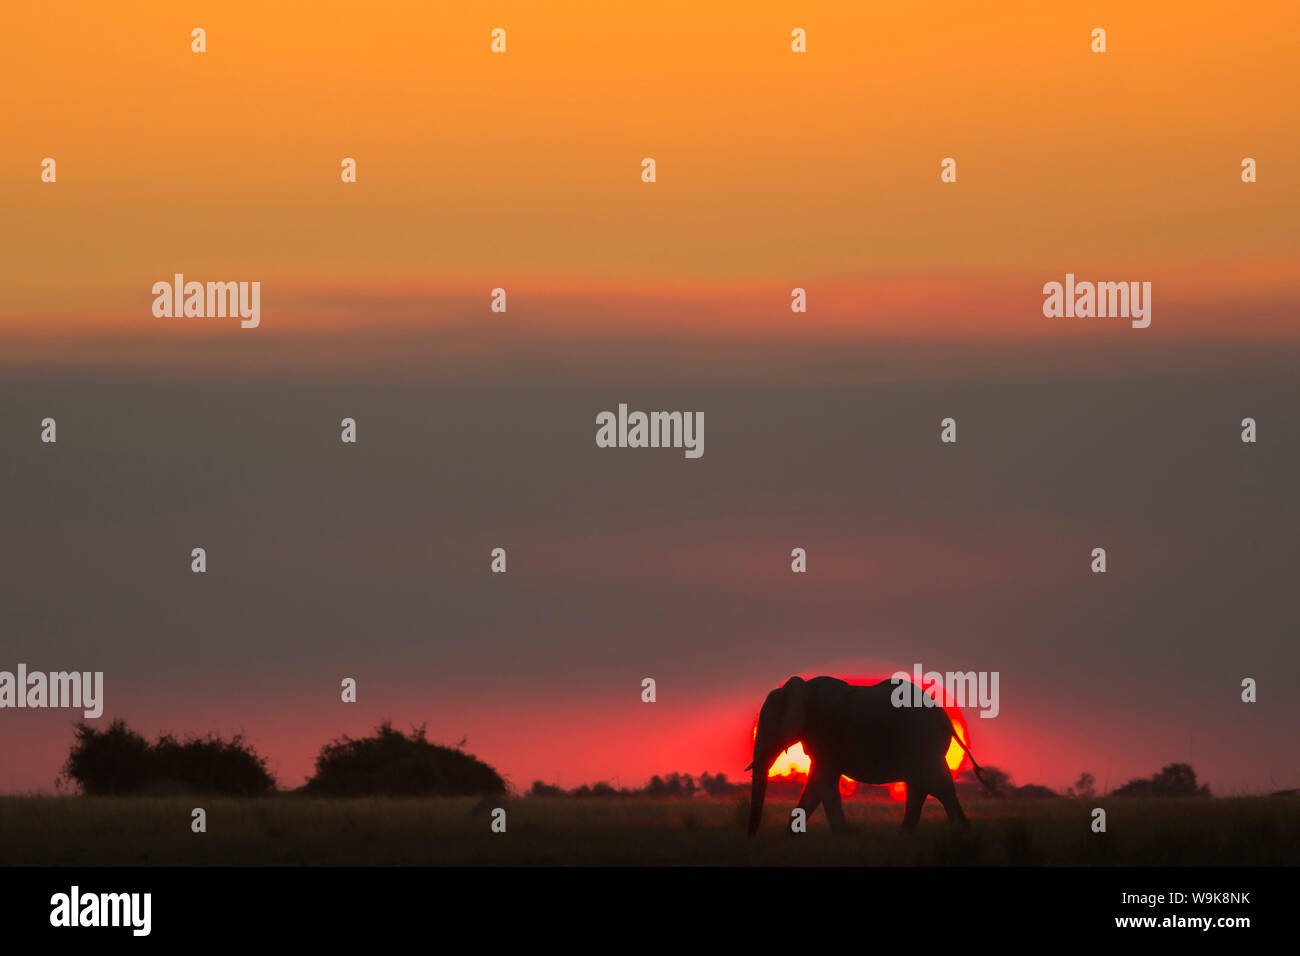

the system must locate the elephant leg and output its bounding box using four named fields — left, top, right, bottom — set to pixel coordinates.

left=932, top=770, right=969, bottom=827
left=821, top=776, right=851, bottom=834
left=900, top=781, right=926, bottom=833
left=795, top=772, right=823, bottom=827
